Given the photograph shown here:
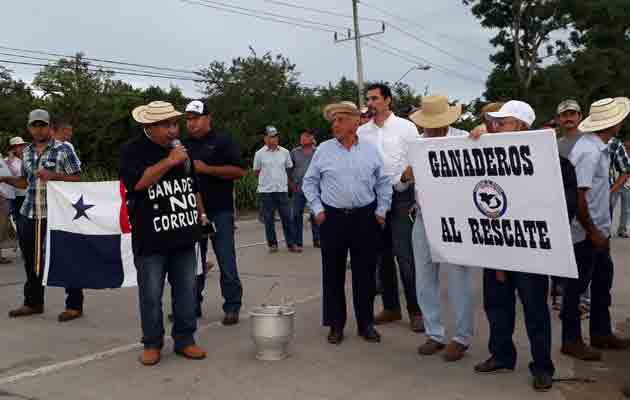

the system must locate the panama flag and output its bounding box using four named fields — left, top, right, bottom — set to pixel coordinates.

left=44, top=181, right=201, bottom=289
